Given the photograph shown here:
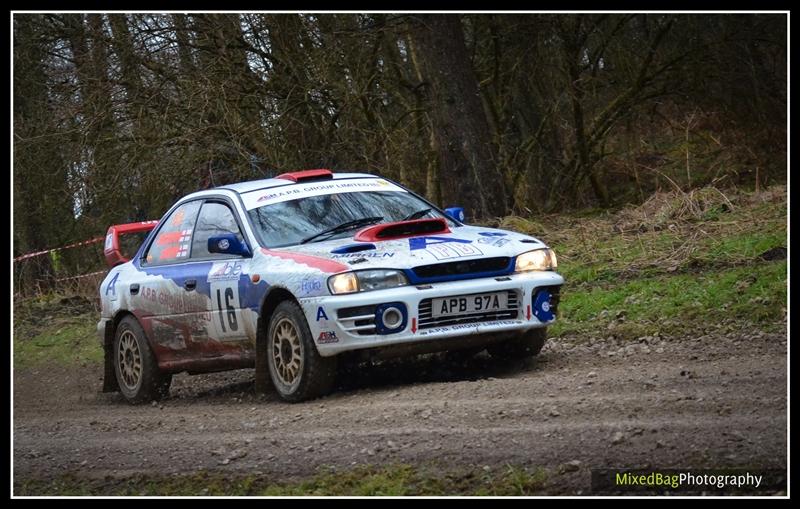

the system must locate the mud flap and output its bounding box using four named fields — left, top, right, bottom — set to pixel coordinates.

left=101, top=322, right=119, bottom=393
left=254, top=316, right=269, bottom=395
